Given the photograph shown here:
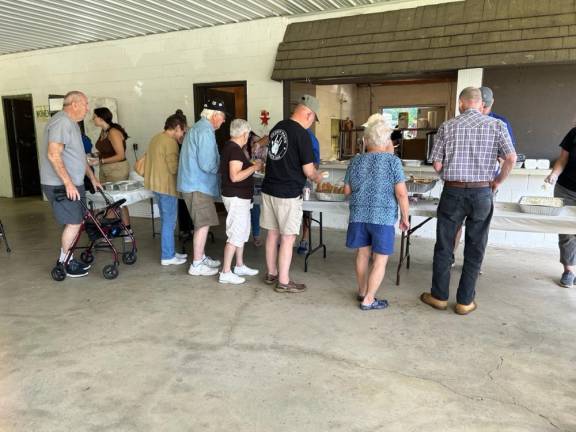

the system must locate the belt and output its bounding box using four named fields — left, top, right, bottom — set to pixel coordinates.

left=444, top=181, right=490, bottom=188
